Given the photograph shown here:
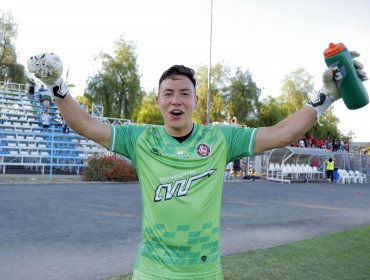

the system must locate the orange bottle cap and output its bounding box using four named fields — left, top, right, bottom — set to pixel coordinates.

left=323, top=42, right=346, bottom=57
